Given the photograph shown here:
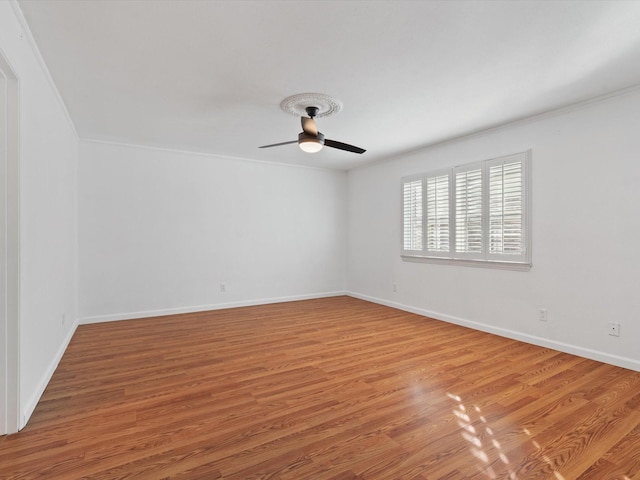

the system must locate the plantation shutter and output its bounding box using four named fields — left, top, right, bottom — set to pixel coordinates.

left=487, top=153, right=528, bottom=261
left=401, top=151, right=530, bottom=268
left=425, top=173, right=450, bottom=254
left=455, top=165, right=483, bottom=255
left=402, top=177, right=423, bottom=252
